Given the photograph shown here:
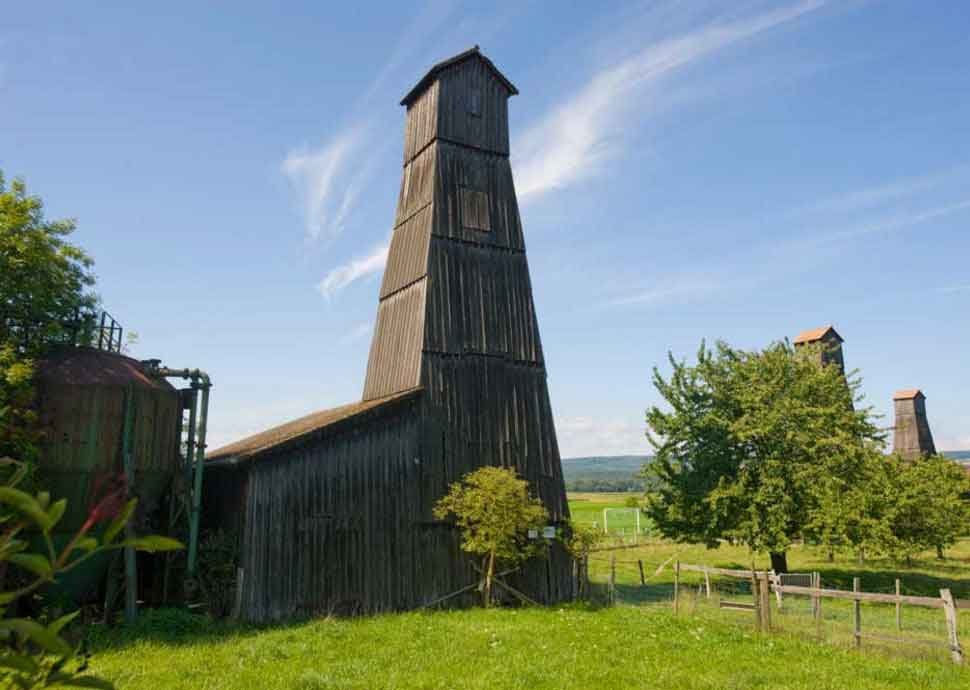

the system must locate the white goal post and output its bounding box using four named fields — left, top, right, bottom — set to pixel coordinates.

left=602, top=508, right=642, bottom=543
